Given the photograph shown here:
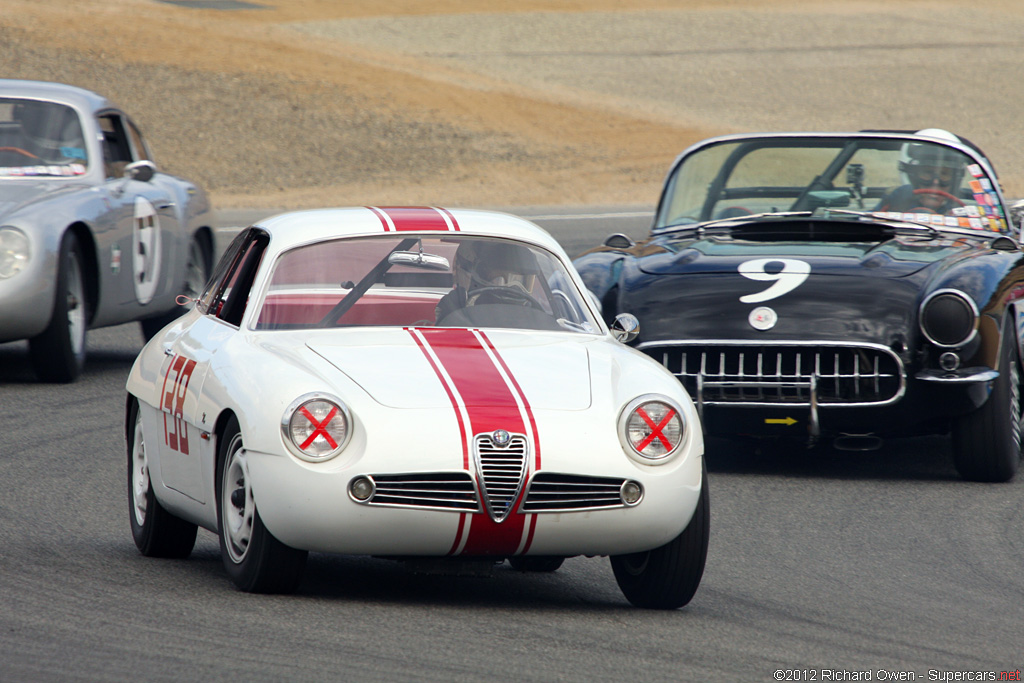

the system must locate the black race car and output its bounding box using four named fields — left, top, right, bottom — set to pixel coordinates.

left=575, top=130, right=1024, bottom=481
